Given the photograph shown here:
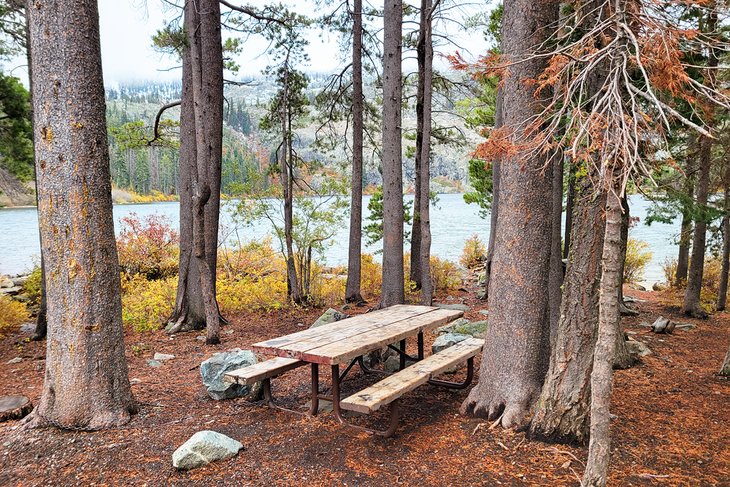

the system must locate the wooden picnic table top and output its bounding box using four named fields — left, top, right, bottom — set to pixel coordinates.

left=251, top=304, right=463, bottom=365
